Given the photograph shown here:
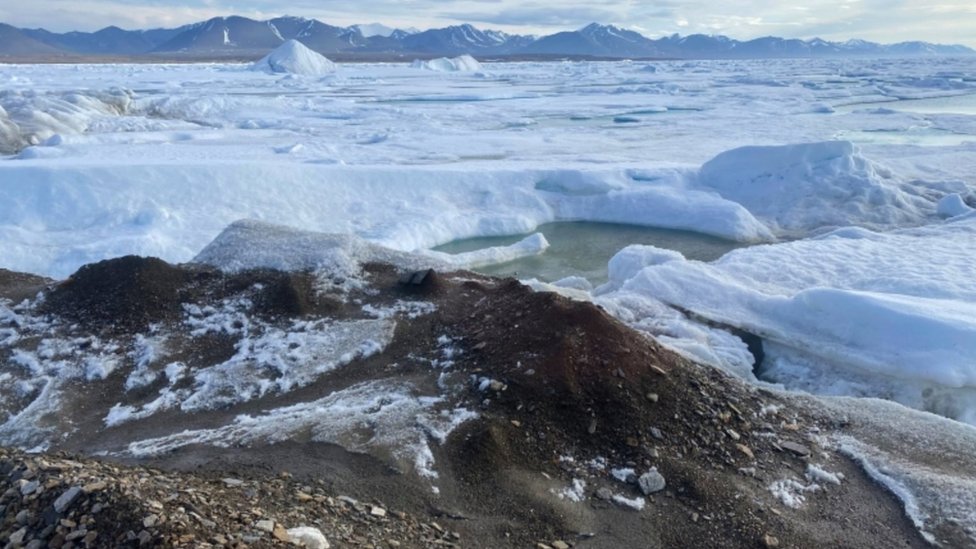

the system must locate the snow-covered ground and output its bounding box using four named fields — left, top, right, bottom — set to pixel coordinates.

left=1, top=58, right=975, bottom=428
